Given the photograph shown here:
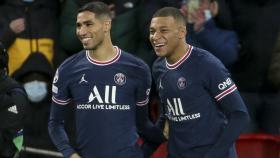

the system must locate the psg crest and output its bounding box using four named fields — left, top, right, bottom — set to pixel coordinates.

left=114, top=73, right=126, bottom=85
left=177, top=77, right=187, bottom=89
